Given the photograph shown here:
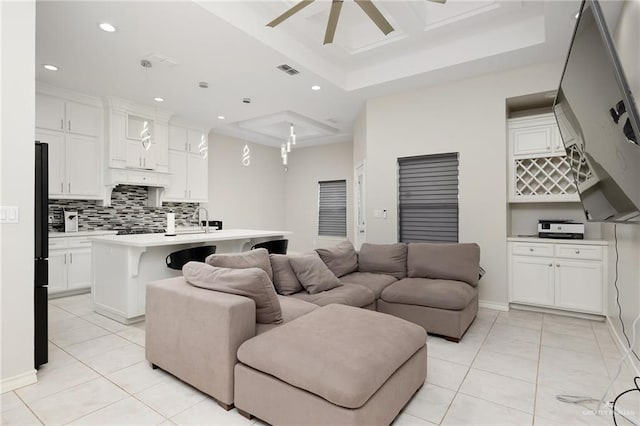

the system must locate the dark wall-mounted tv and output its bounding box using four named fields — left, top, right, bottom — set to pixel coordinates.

left=553, top=0, right=640, bottom=223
